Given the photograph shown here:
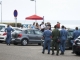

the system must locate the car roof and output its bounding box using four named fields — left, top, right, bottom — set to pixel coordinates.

left=0, top=24, right=12, bottom=28
left=0, top=24, right=7, bottom=26
left=18, top=28, right=39, bottom=31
